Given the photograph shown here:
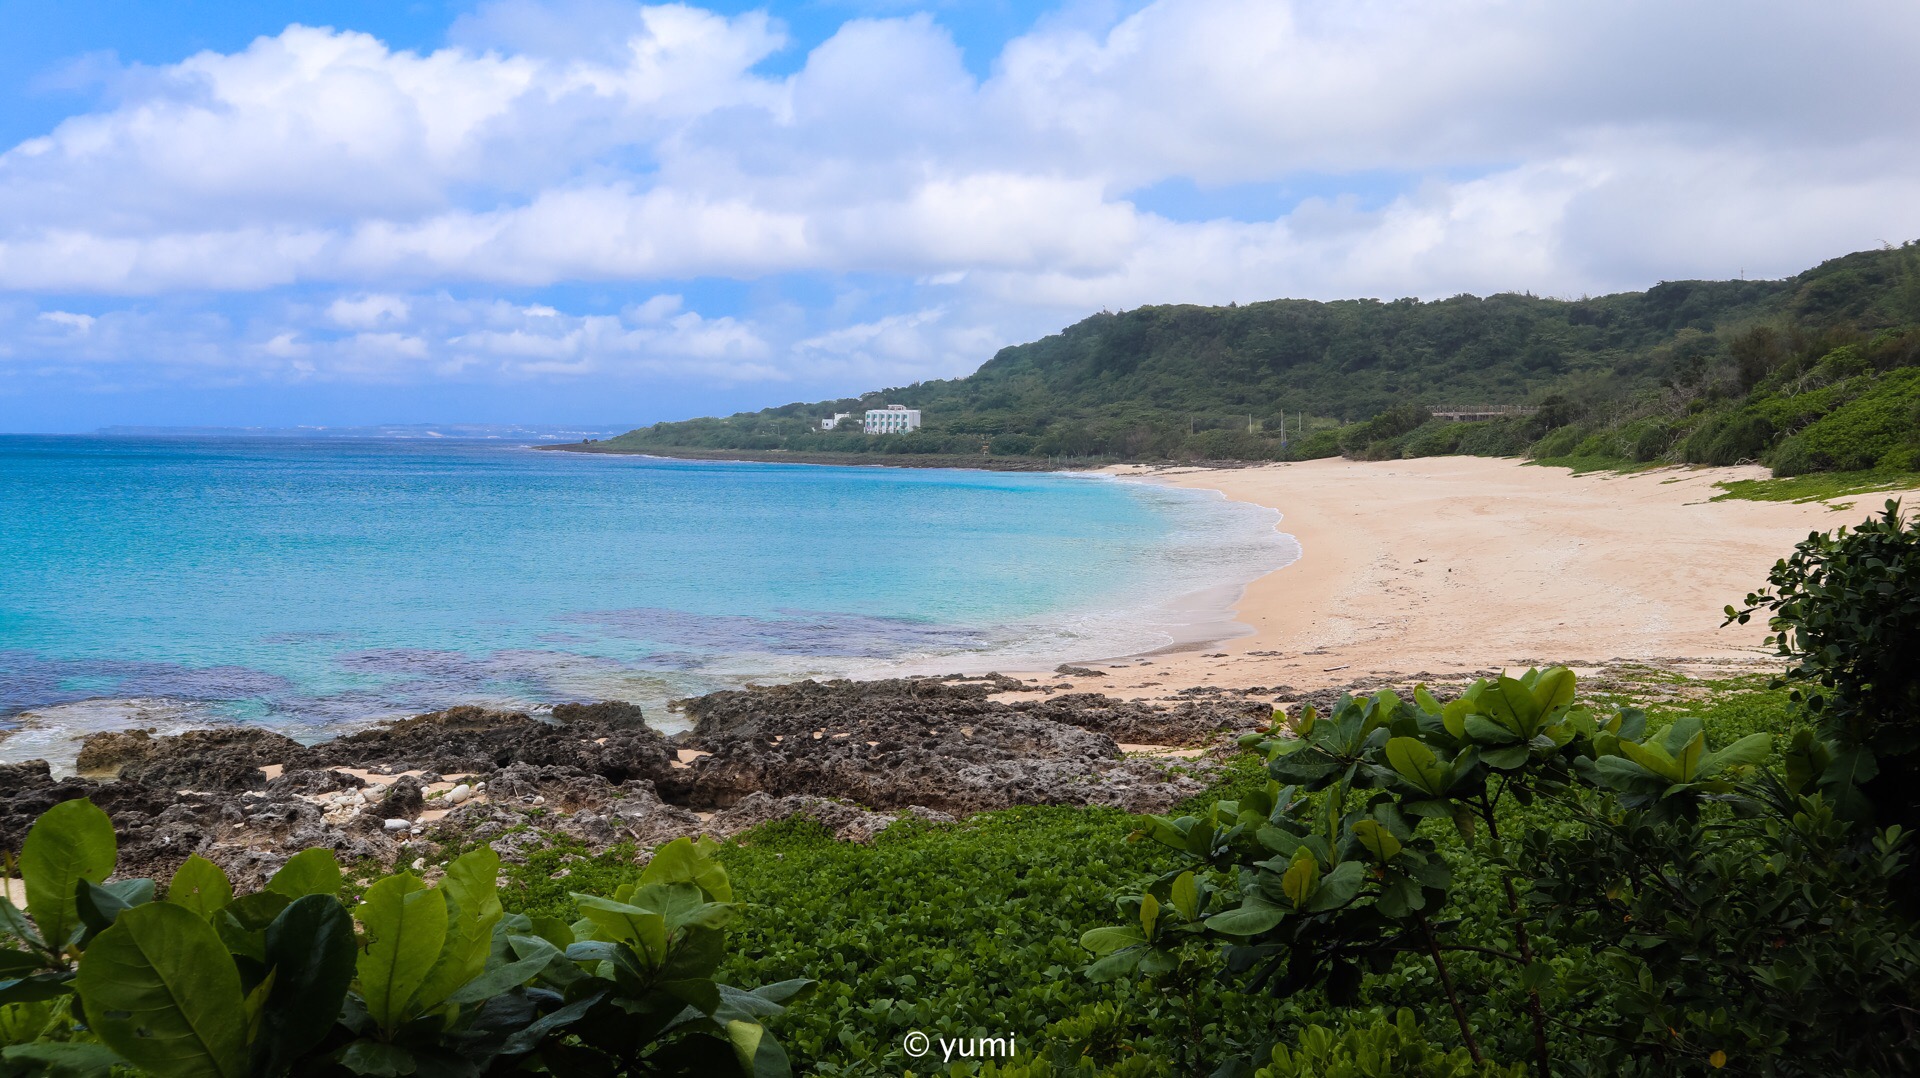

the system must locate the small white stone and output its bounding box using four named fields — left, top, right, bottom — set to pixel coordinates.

left=531, top=795, right=546, bottom=806
left=446, top=783, right=472, bottom=805
left=472, top=781, right=486, bottom=792
left=383, top=818, right=410, bottom=832
left=411, top=858, right=426, bottom=870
